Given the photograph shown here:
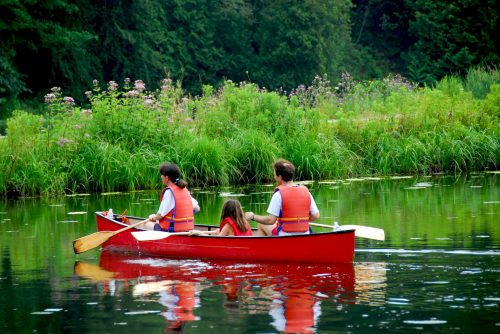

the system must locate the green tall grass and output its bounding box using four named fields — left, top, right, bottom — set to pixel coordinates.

left=0, top=68, right=498, bottom=196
